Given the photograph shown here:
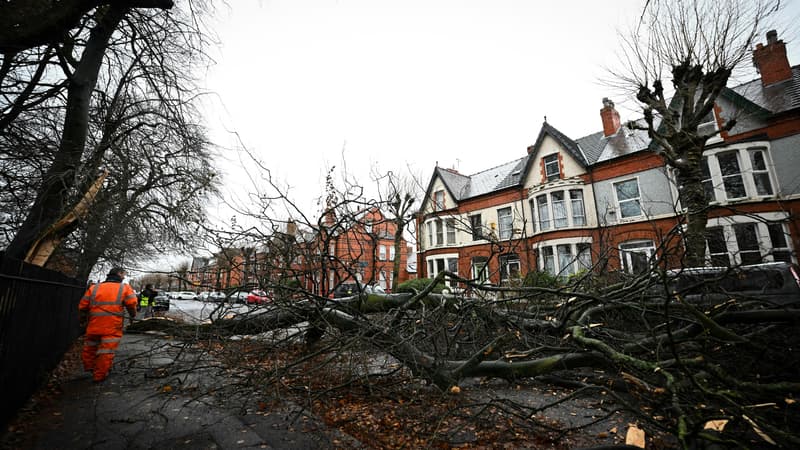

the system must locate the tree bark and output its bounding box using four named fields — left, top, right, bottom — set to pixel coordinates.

left=5, top=6, right=128, bottom=261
